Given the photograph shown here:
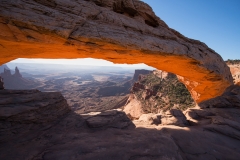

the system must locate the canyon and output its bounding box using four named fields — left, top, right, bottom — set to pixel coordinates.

left=124, top=70, right=195, bottom=119
left=0, top=63, right=149, bottom=113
